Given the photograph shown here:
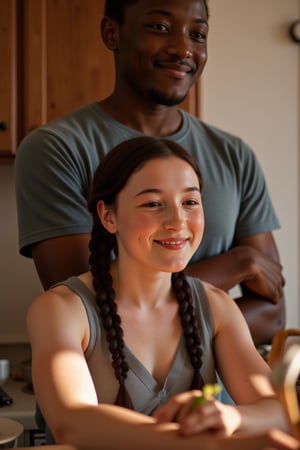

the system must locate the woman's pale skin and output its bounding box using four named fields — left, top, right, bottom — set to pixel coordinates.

left=27, top=156, right=292, bottom=450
